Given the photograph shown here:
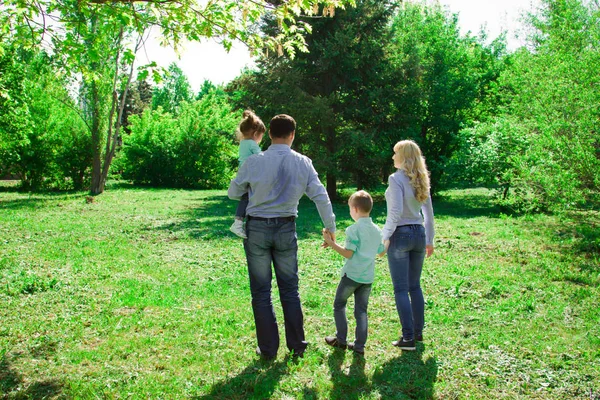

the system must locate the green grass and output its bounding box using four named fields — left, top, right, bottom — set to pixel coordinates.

left=1, top=184, right=598, bottom=399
